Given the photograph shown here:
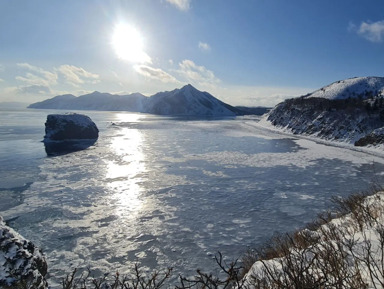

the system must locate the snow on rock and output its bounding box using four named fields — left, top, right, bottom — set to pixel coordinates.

left=0, top=216, right=48, bottom=288
left=44, top=113, right=99, bottom=142
left=266, top=76, right=384, bottom=145
left=355, top=127, right=384, bottom=146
